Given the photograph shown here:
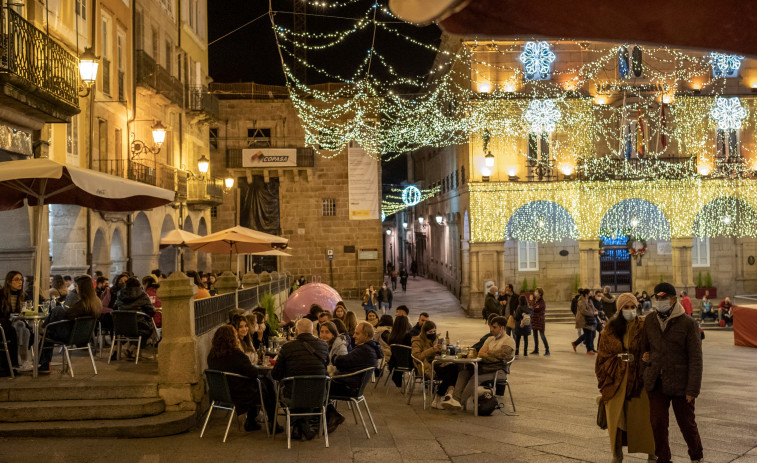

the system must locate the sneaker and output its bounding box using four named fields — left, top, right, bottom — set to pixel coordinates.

left=544, top=351, right=551, bottom=356
left=38, top=363, right=51, bottom=374
left=571, top=342, right=577, bottom=352
left=431, top=395, right=444, bottom=410
left=17, top=361, right=33, bottom=372
left=441, top=396, right=462, bottom=410
left=586, top=351, right=596, bottom=355
left=530, top=350, right=539, bottom=355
